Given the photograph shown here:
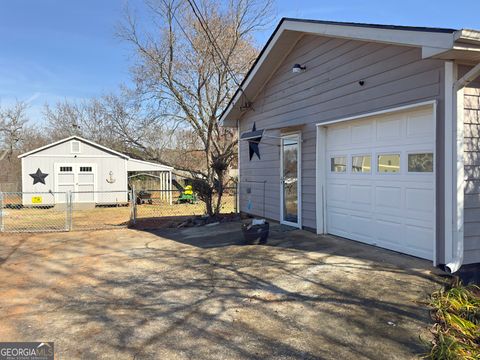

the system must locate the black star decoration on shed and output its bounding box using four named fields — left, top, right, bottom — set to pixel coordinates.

left=240, top=122, right=264, bottom=160
left=30, top=168, right=49, bottom=185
